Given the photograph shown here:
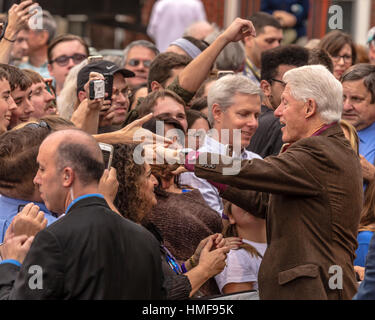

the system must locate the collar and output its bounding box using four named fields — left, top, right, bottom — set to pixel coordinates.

left=202, top=134, right=250, bottom=159
left=0, top=194, right=51, bottom=214
left=358, top=121, right=375, bottom=144
left=244, top=57, right=260, bottom=81
left=281, top=122, right=339, bottom=153
left=65, top=193, right=104, bottom=215
left=311, top=122, right=337, bottom=136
